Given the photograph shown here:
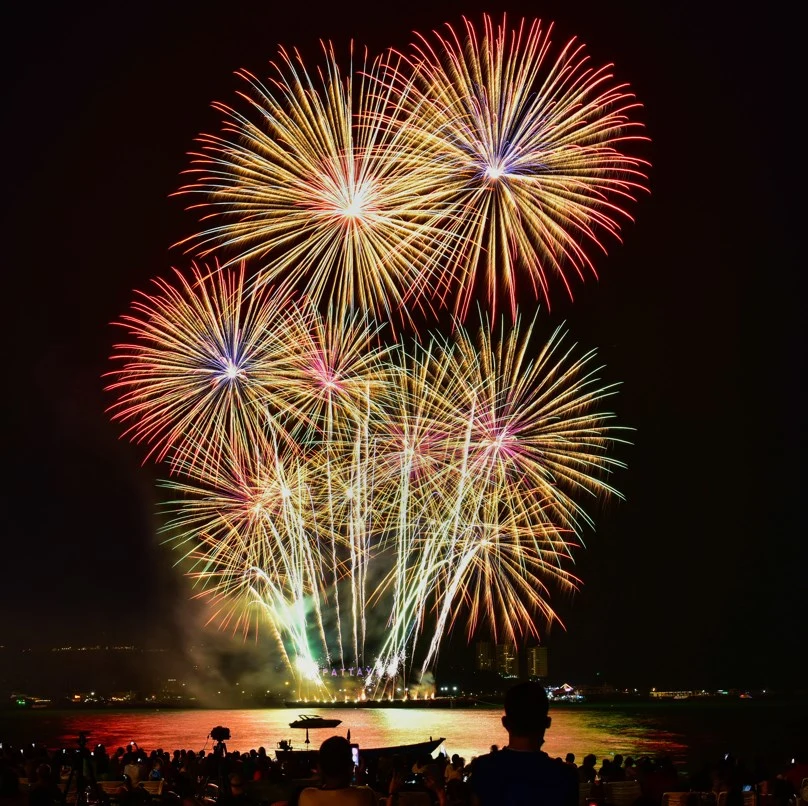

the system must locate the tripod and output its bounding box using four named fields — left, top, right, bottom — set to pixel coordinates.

left=62, top=733, right=106, bottom=806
